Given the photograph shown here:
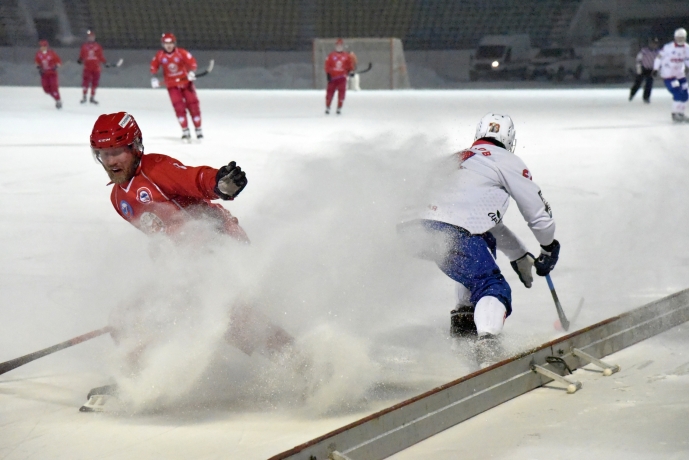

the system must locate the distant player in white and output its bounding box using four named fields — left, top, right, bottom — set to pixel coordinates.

left=398, top=113, right=559, bottom=367
left=654, top=28, right=689, bottom=122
